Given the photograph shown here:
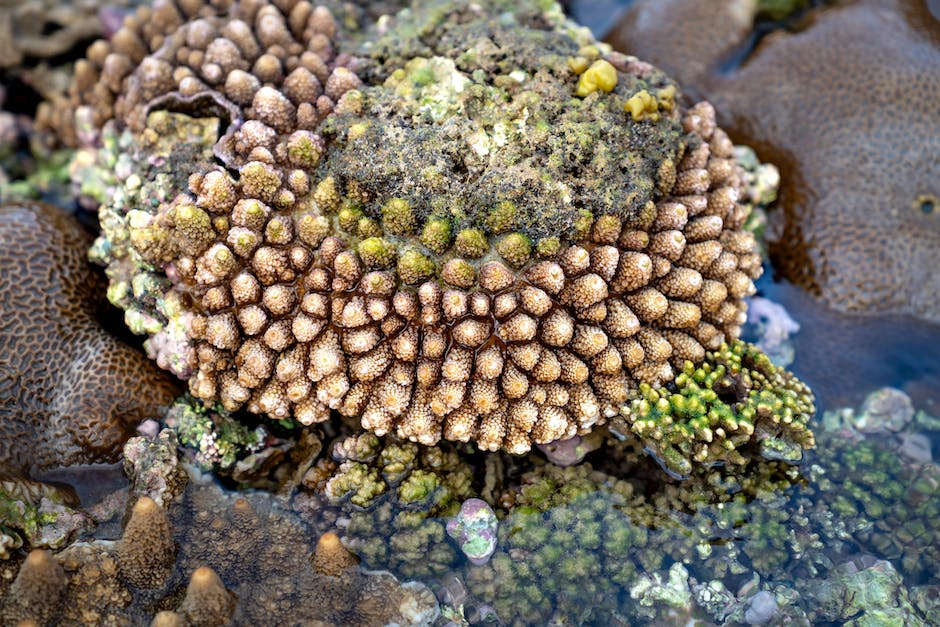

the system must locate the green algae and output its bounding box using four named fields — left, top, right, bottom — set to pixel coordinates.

left=289, top=385, right=937, bottom=625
